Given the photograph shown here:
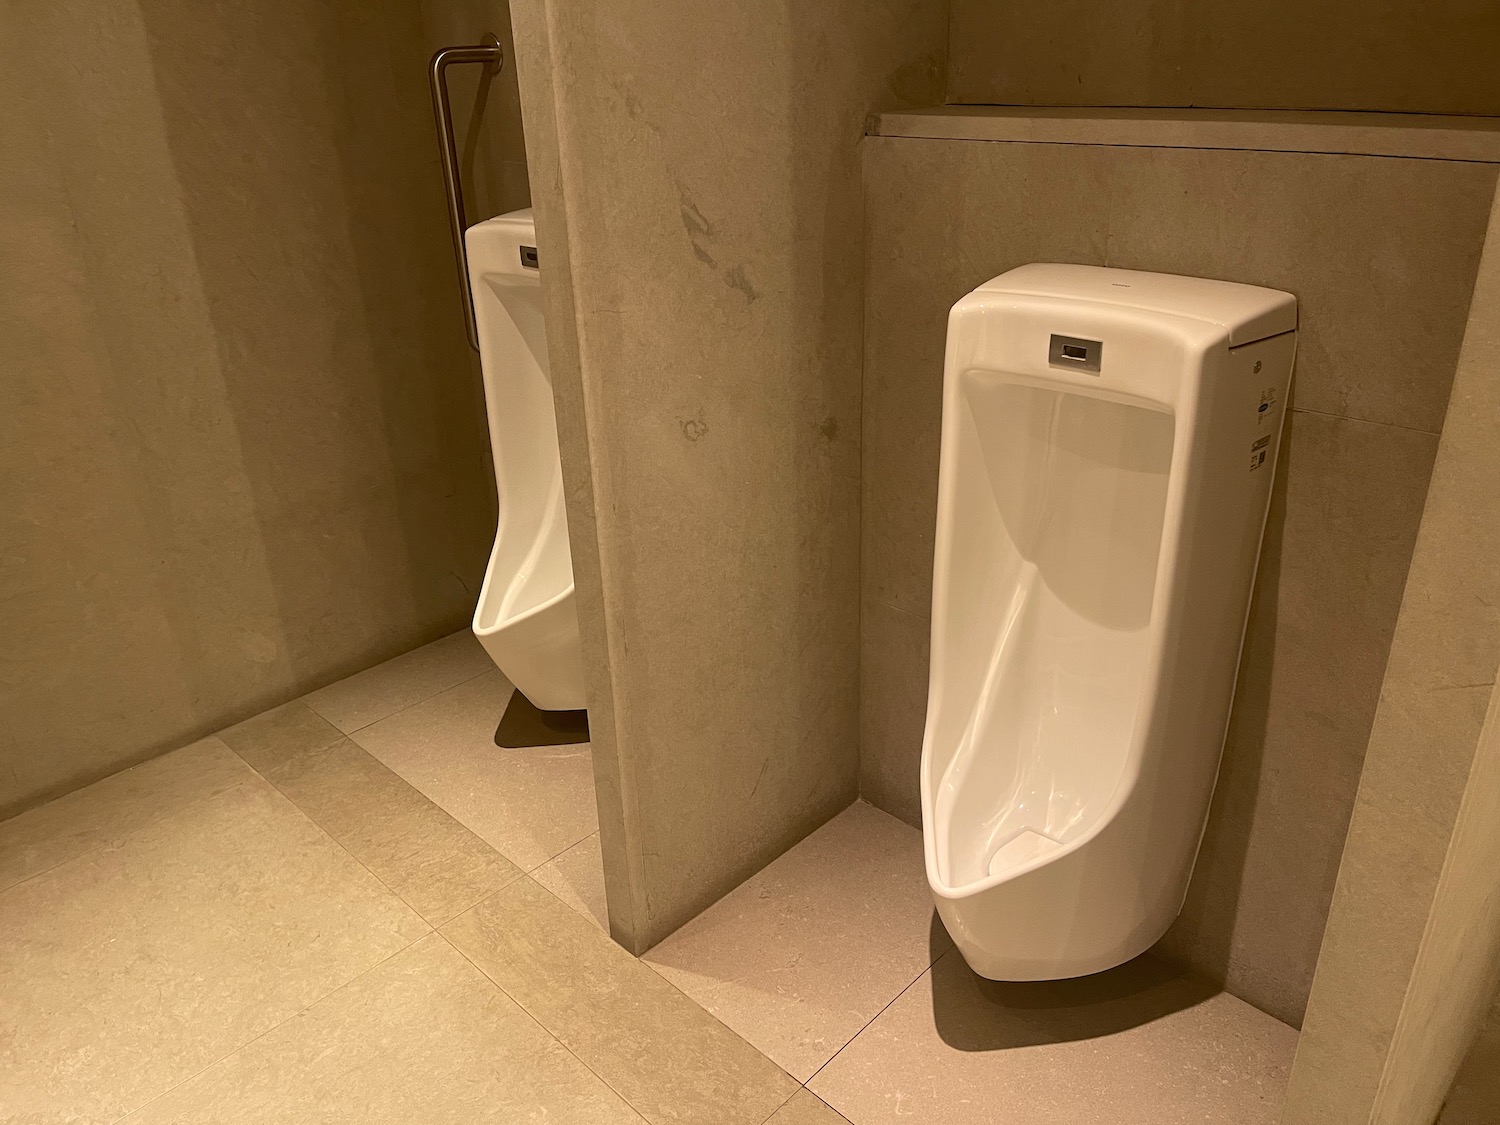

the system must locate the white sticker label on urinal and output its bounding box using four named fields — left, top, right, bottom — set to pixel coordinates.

left=1249, top=434, right=1270, bottom=472
left=1256, top=387, right=1279, bottom=425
